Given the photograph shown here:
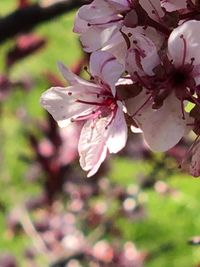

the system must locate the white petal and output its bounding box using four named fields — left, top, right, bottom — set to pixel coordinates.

left=57, top=62, right=100, bottom=88
left=168, top=20, right=200, bottom=67
left=139, top=0, right=164, bottom=21
left=80, top=25, right=118, bottom=53
left=161, top=0, right=187, bottom=12
left=125, top=89, right=151, bottom=117
left=106, top=104, right=127, bottom=153
left=78, top=0, right=120, bottom=24
left=40, top=87, right=95, bottom=128
left=135, top=95, right=190, bottom=152
left=103, top=35, right=127, bottom=65
left=90, top=51, right=124, bottom=95
left=109, top=0, right=131, bottom=10
left=125, top=30, right=160, bottom=76
left=78, top=119, right=109, bottom=177
left=73, top=12, right=90, bottom=33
